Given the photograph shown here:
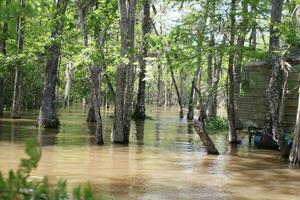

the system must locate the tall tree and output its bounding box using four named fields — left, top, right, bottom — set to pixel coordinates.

left=112, top=0, right=136, bottom=143
left=186, top=0, right=209, bottom=120
left=134, top=0, right=151, bottom=119
left=260, top=0, right=287, bottom=156
left=38, top=0, right=68, bottom=128
left=227, top=0, right=238, bottom=143
left=0, top=0, right=9, bottom=115
left=11, top=0, right=25, bottom=119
